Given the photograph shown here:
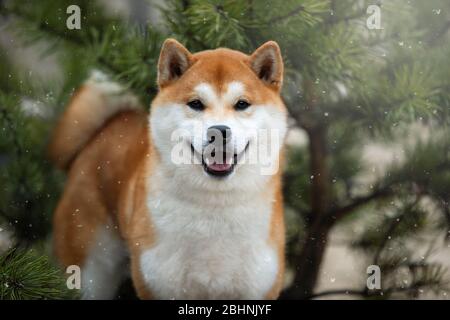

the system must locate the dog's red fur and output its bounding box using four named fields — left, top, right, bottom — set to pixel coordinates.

left=50, top=39, right=286, bottom=299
